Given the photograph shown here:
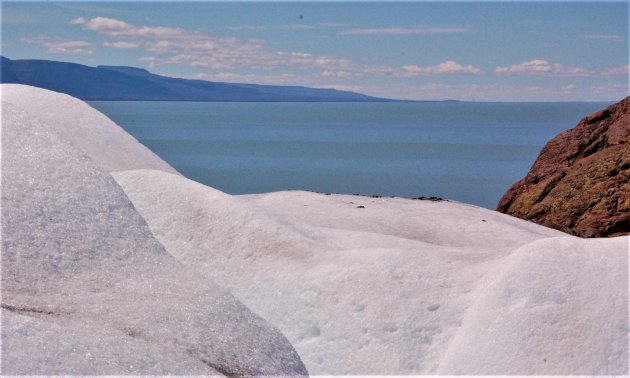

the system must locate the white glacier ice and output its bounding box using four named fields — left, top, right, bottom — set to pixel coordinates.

left=115, top=169, right=628, bottom=375
left=1, top=85, right=307, bottom=376
left=2, top=84, right=628, bottom=375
